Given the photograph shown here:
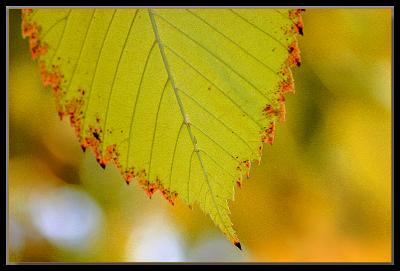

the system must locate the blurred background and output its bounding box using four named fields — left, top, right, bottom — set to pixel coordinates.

left=8, top=8, right=392, bottom=262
